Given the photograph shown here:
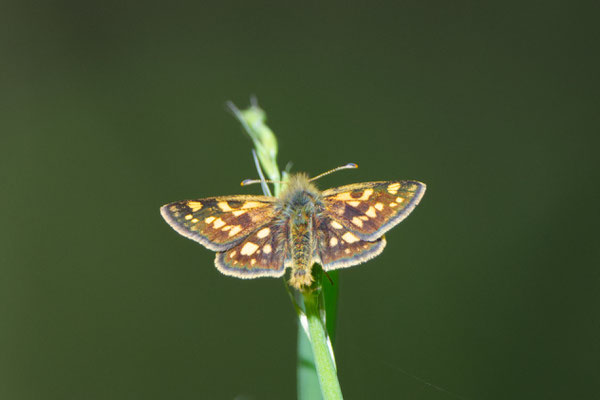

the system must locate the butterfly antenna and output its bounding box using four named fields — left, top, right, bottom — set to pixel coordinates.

left=241, top=178, right=284, bottom=186
left=309, top=163, right=358, bottom=182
